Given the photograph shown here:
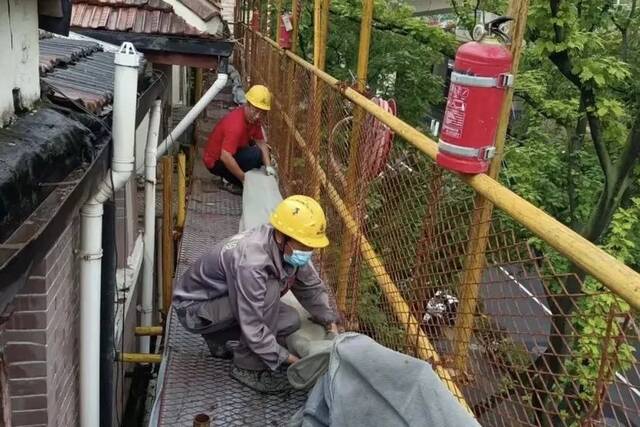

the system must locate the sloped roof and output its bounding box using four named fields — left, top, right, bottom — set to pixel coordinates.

left=39, top=37, right=102, bottom=73
left=70, top=0, right=215, bottom=38
left=39, top=36, right=147, bottom=113
left=176, top=0, right=221, bottom=21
